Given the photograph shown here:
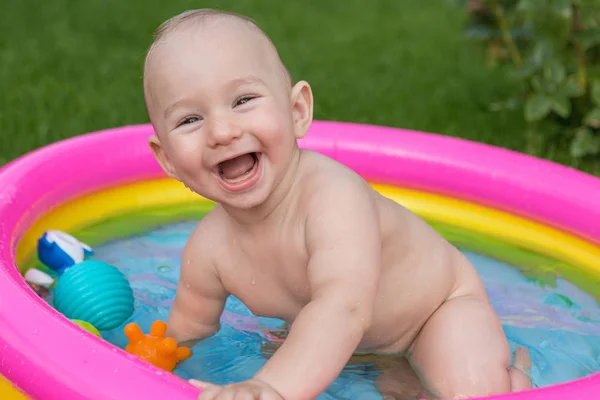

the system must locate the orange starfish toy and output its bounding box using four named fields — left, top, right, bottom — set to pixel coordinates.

left=124, top=320, right=192, bottom=372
